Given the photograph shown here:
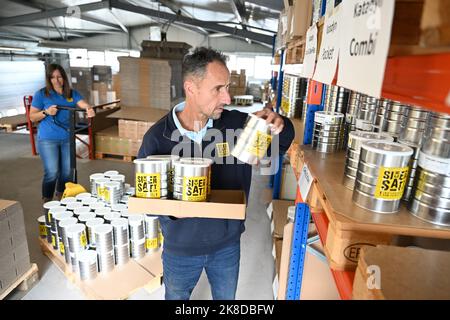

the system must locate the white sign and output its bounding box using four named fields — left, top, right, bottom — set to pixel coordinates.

left=300, top=24, right=318, bottom=79
left=337, top=0, right=395, bottom=98
left=313, top=7, right=341, bottom=84
left=298, top=164, right=314, bottom=201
